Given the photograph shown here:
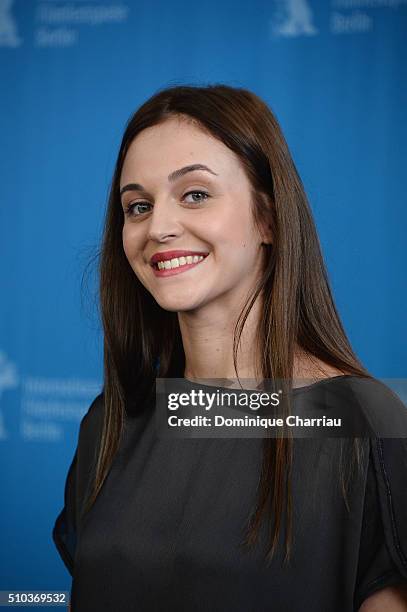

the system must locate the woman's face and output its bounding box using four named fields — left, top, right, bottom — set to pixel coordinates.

left=120, top=115, right=268, bottom=313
